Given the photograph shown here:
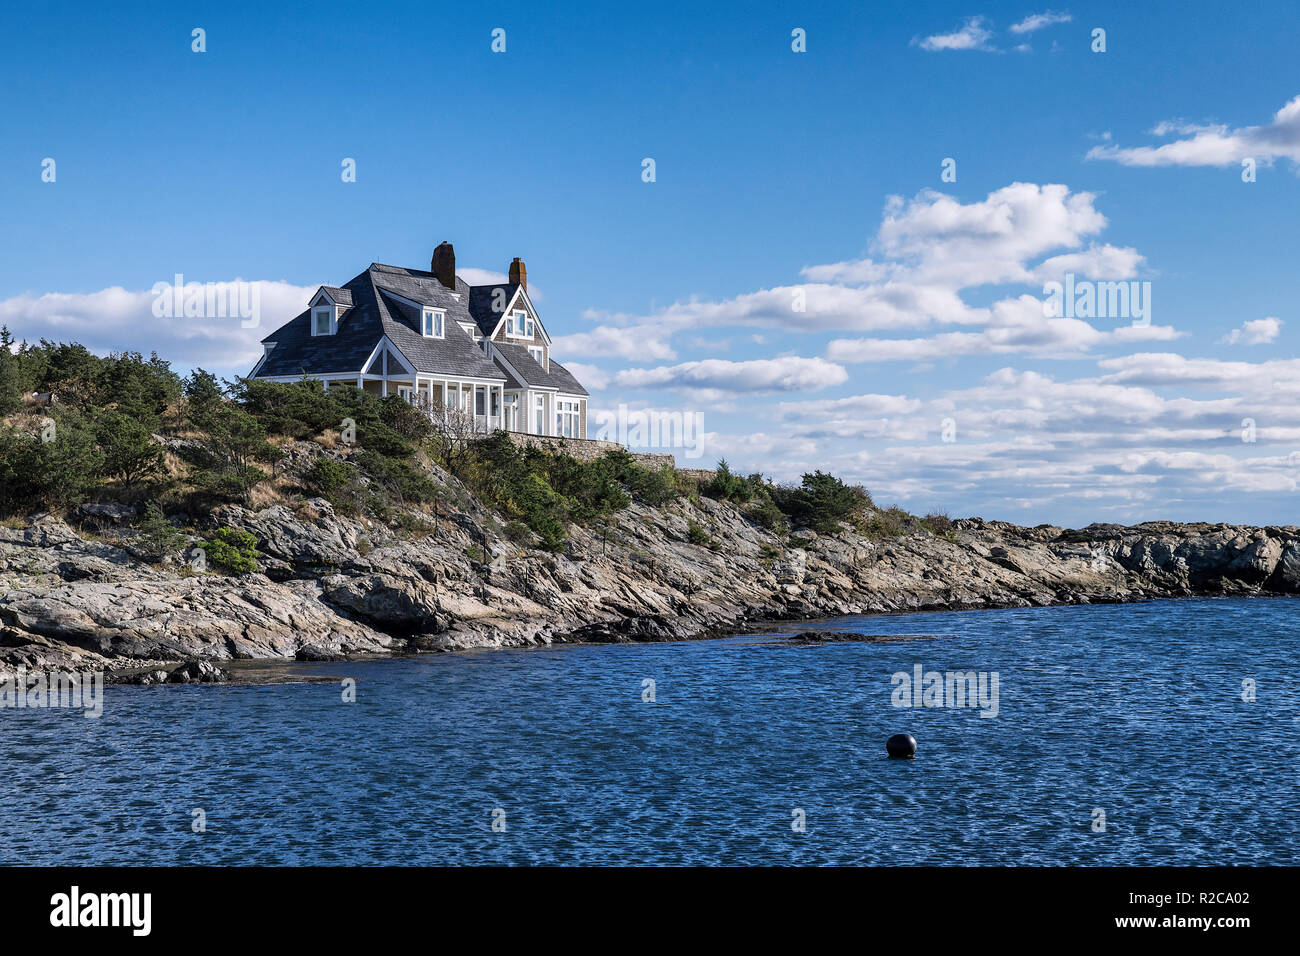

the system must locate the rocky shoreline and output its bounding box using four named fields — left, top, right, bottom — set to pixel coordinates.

left=3, top=478, right=1299, bottom=684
